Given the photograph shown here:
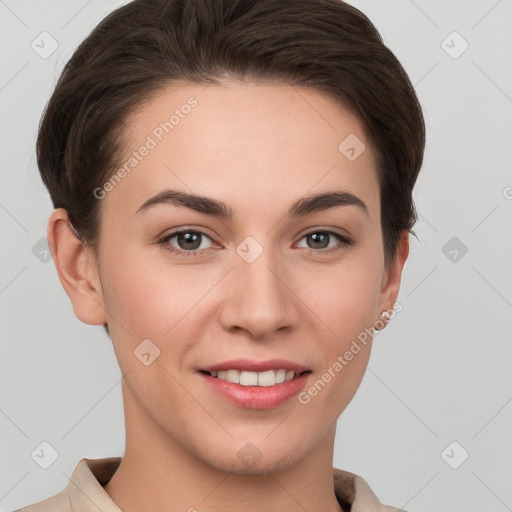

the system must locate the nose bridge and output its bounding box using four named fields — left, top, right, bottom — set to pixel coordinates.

left=220, top=236, right=297, bottom=337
